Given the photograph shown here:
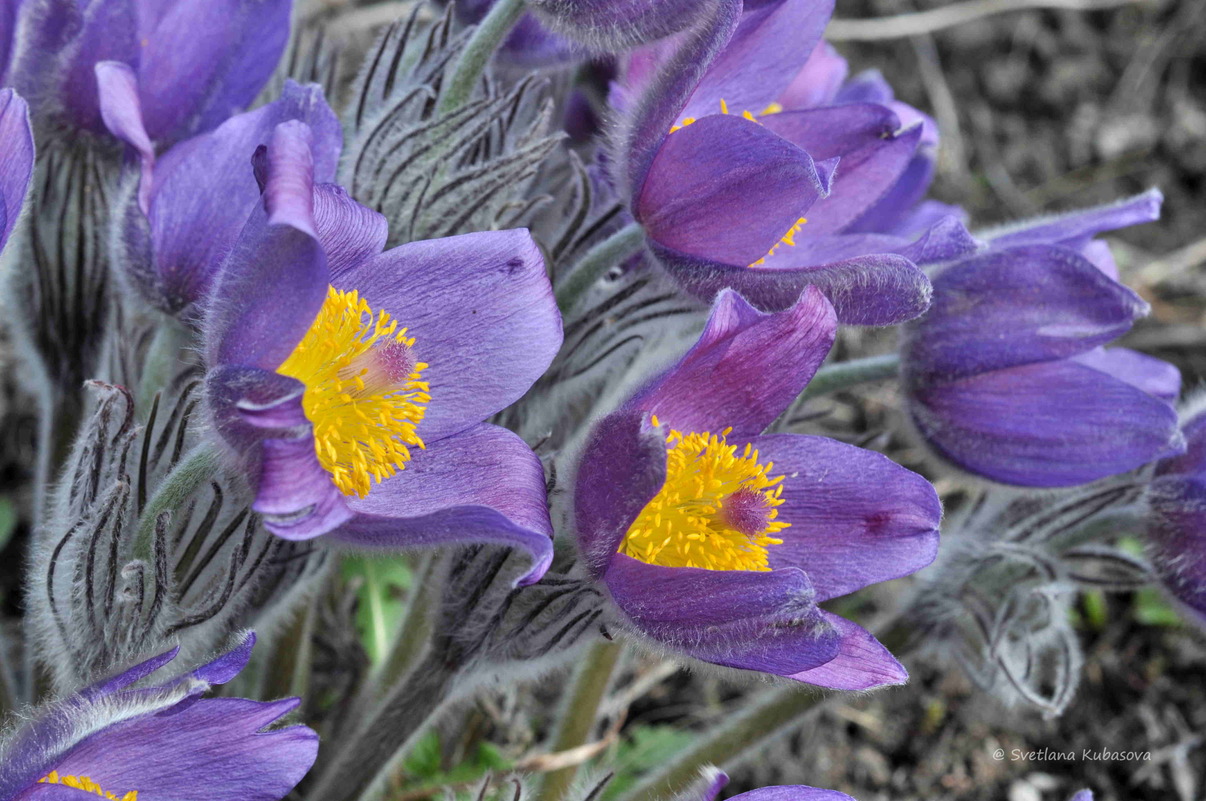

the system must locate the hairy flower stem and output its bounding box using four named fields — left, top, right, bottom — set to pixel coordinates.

left=539, top=640, right=625, bottom=801
left=132, top=445, right=219, bottom=560
left=616, top=684, right=828, bottom=801
left=800, top=353, right=901, bottom=401
left=306, top=648, right=457, bottom=801
left=437, top=0, right=527, bottom=114
left=555, top=222, right=647, bottom=314
left=135, top=318, right=191, bottom=421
